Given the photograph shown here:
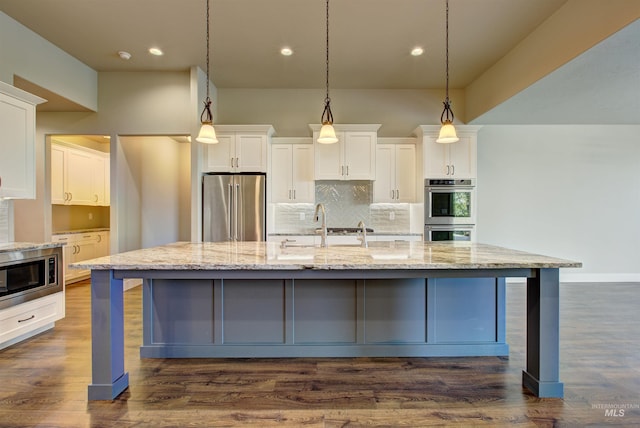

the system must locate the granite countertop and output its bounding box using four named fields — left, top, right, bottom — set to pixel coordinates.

left=0, top=242, right=64, bottom=254
left=53, top=228, right=110, bottom=235
left=72, top=241, right=581, bottom=271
